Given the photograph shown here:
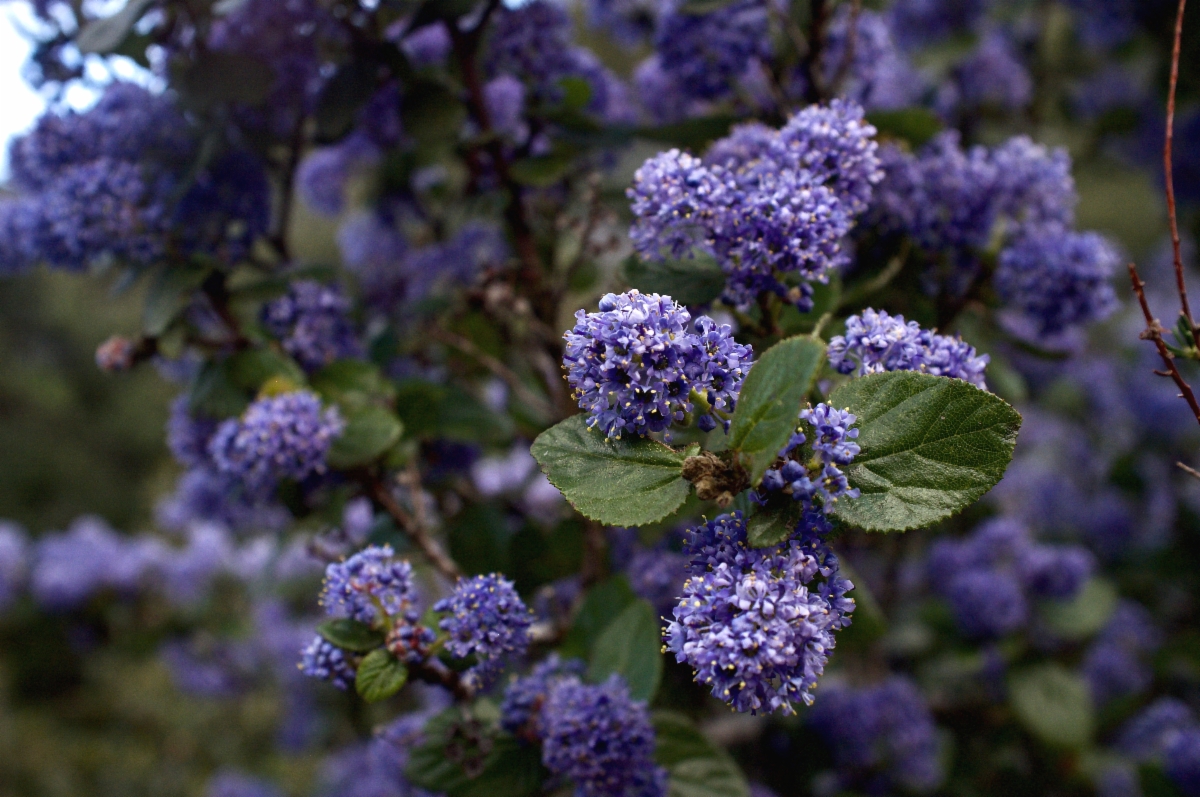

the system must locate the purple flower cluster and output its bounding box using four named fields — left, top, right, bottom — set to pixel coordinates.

left=942, top=30, right=1033, bottom=115
left=870, top=131, right=1118, bottom=336
left=320, top=545, right=421, bottom=625
left=1104, top=698, right=1200, bottom=797
left=209, top=391, right=344, bottom=496
left=827, top=308, right=990, bottom=388
left=433, top=574, right=532, bottom=689
left=207, top=771, right=284, bottom=797
left=541, top=675, right=668, bottom=797
left=485, top=0, right=630, bottom=122
left=30, top=516, right=166, bottom=611
left=886, top=0, right=991, bottom=50
left=299, top=637, right=357, bottom=690
left=500, top=654, right=587, bottom=738
left=821, top=8, right=924, bottom=111
left=808, top=677, right=945, bottom=794
left=562, top=290, right=753, bottom=438
left=625, top=546, right=688, bottom=618
left=652, top=0, right=769, bottom=102
left=261, top=281, right=362, bottom=372
left=665, top=512, right=855, bottom=714
left=758, top=403, right=862, bottom=521
left=585, top=0, right=659, bottom=46
left=1084, top=601, right=1161, bottom=707
left=928, top=517, right=1094, bottom=639
left=629, top=101, right=882, bottom=311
